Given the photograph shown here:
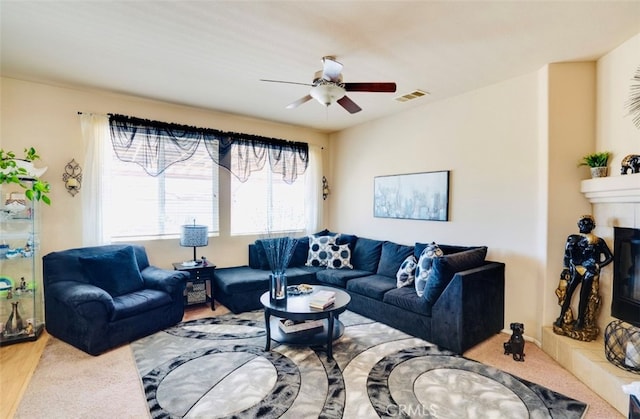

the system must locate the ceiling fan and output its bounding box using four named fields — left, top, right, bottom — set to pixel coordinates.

left=261, top=56, right=396, bottom=114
